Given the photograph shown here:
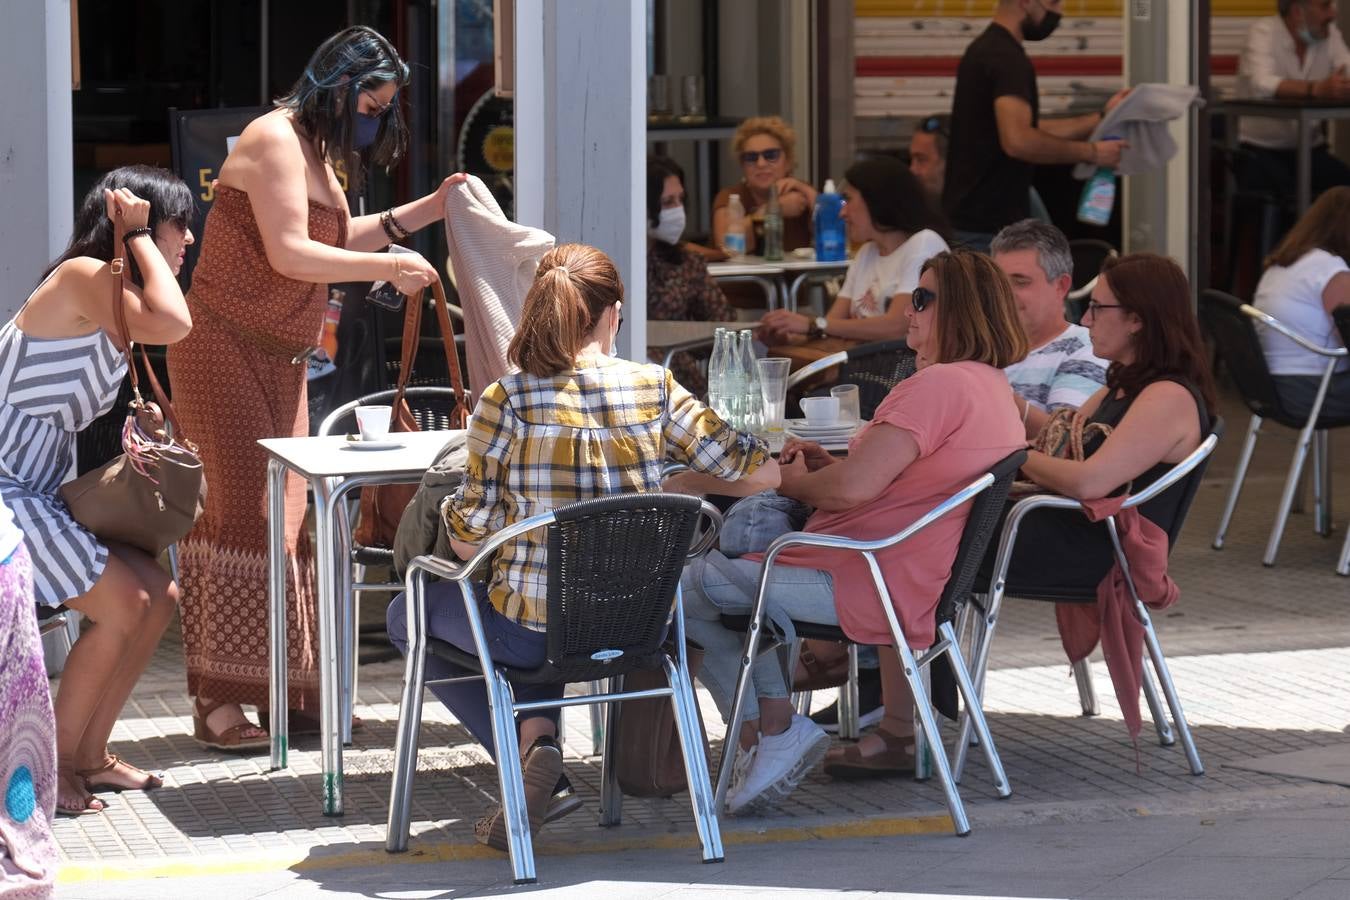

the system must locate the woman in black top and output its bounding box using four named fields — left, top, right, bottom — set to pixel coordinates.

left=987, top=252, right=1216, bottom=594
